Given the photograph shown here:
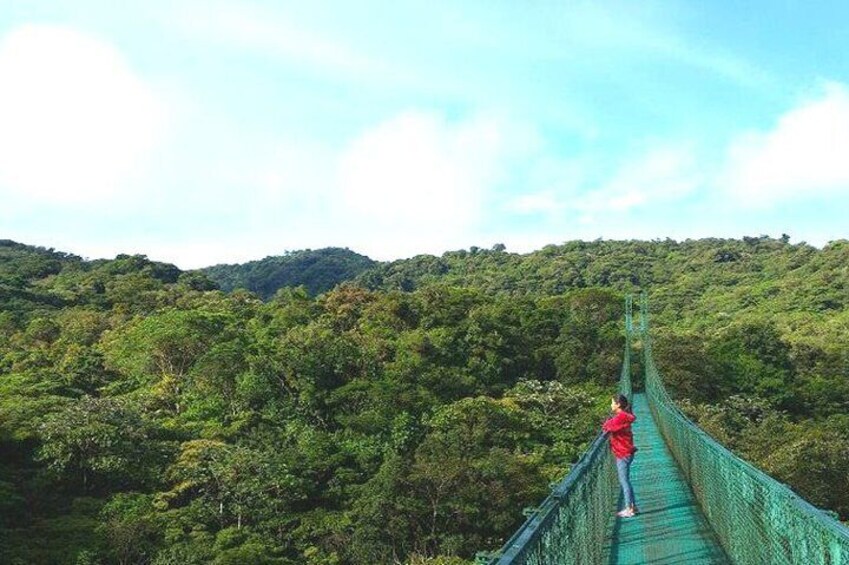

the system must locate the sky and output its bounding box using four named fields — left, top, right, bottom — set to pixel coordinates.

left=2, top=1, right=849, bottom=268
